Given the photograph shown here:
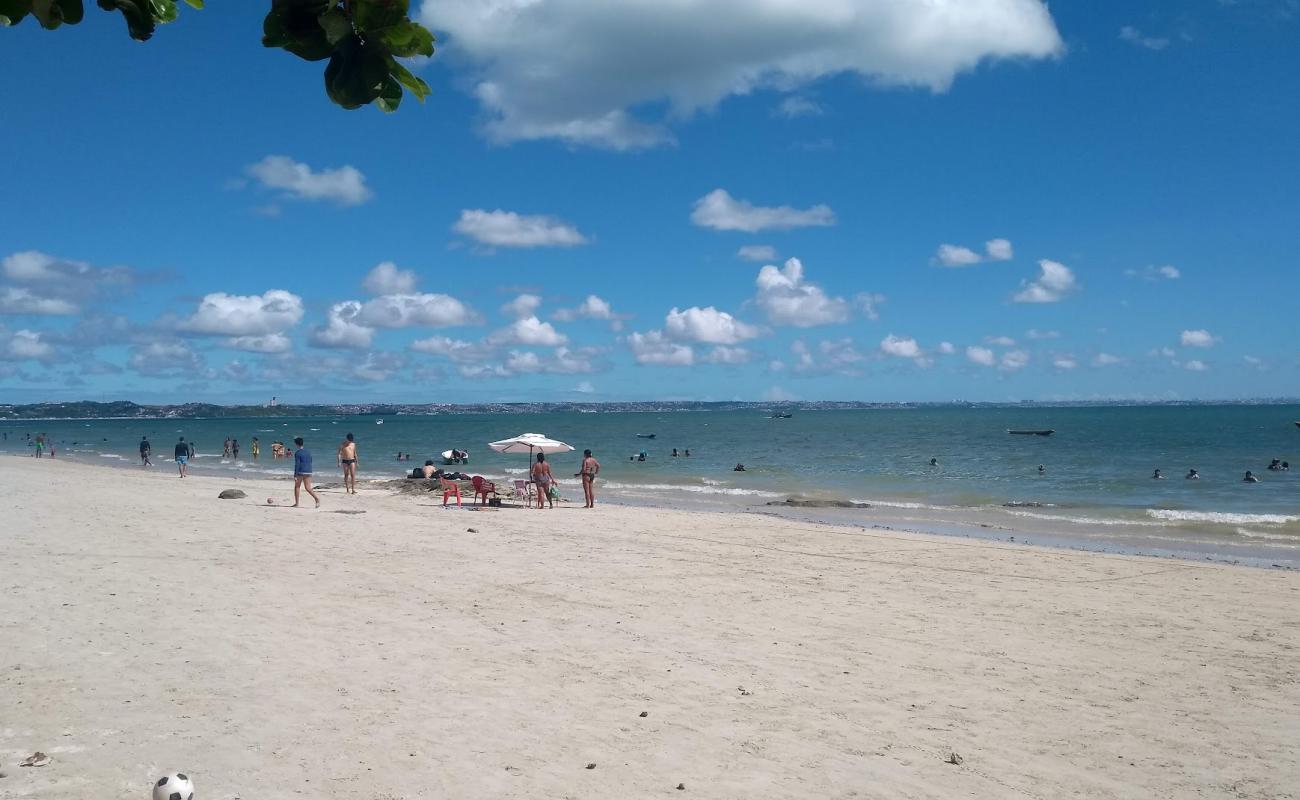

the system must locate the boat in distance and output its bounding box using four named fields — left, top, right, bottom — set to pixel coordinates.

left=1008, top=429, right=1055, bottom=436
